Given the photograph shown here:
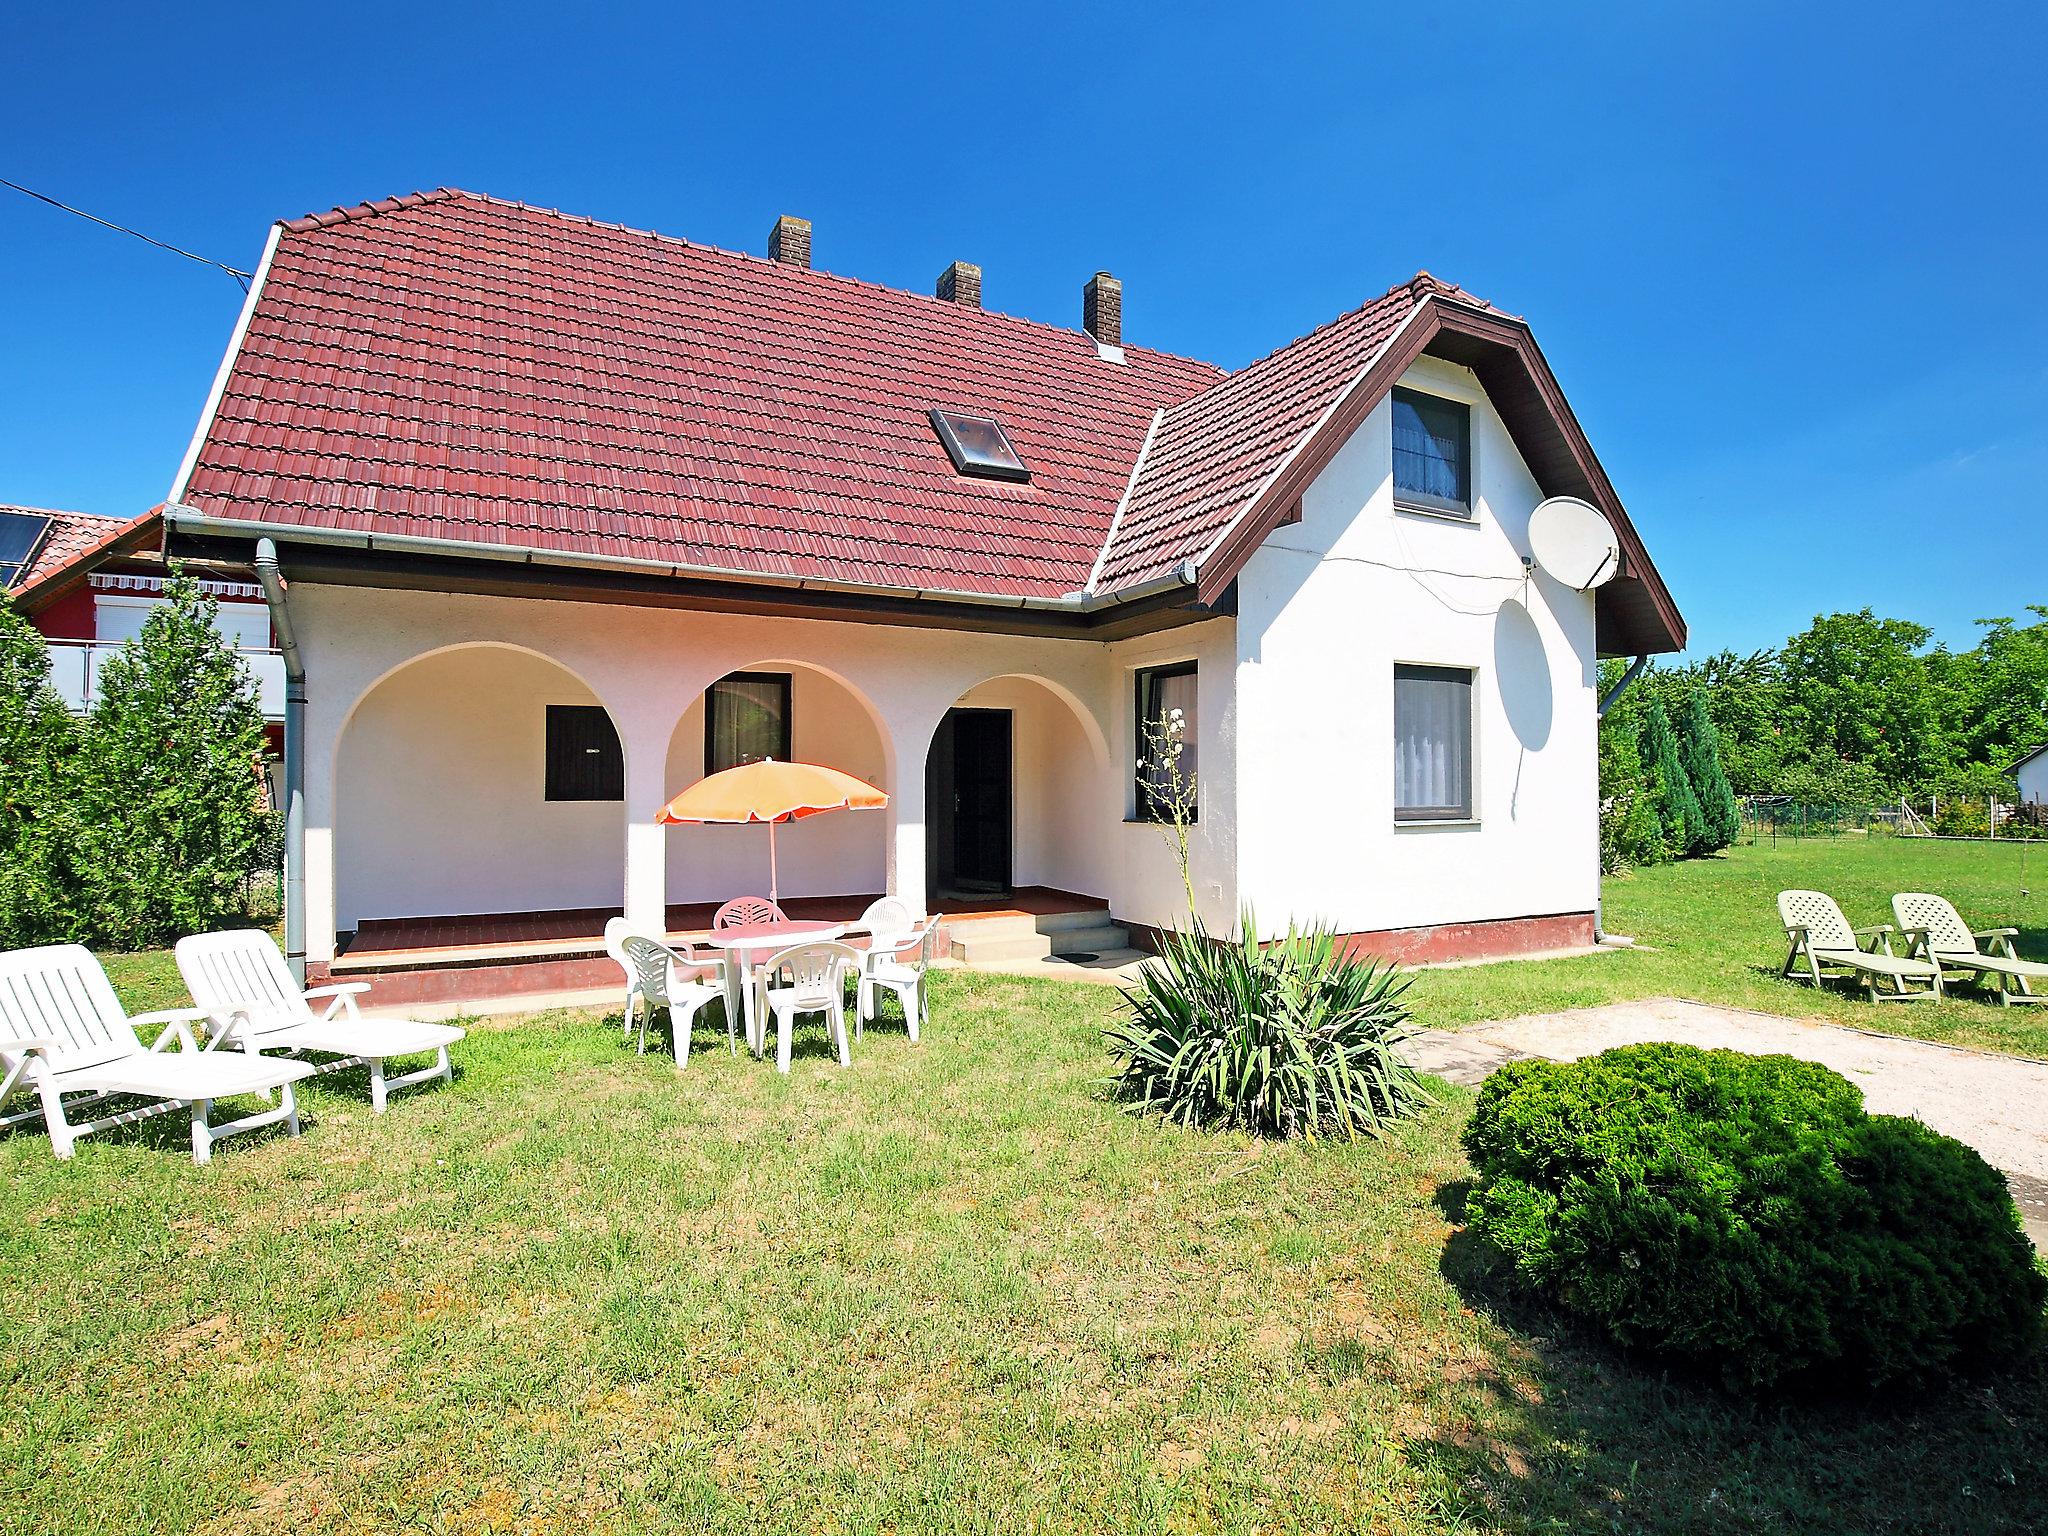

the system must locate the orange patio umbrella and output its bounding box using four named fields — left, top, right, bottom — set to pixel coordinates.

left=654, top=759, right=888, bottom=904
